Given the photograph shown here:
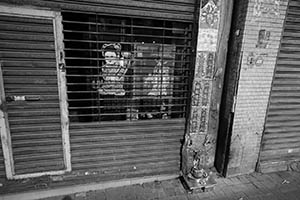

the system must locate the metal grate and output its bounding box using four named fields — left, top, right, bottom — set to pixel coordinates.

left=63, top=12, right=193, bottom=122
